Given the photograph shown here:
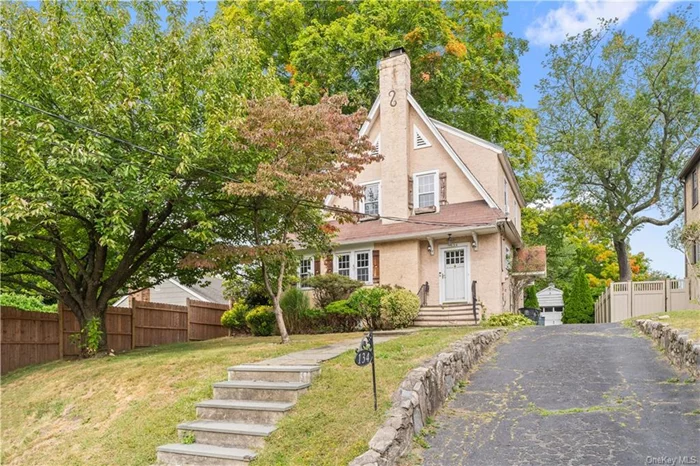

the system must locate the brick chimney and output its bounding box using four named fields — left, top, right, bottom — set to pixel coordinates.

left=378, top=47, right=411, bottom=222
